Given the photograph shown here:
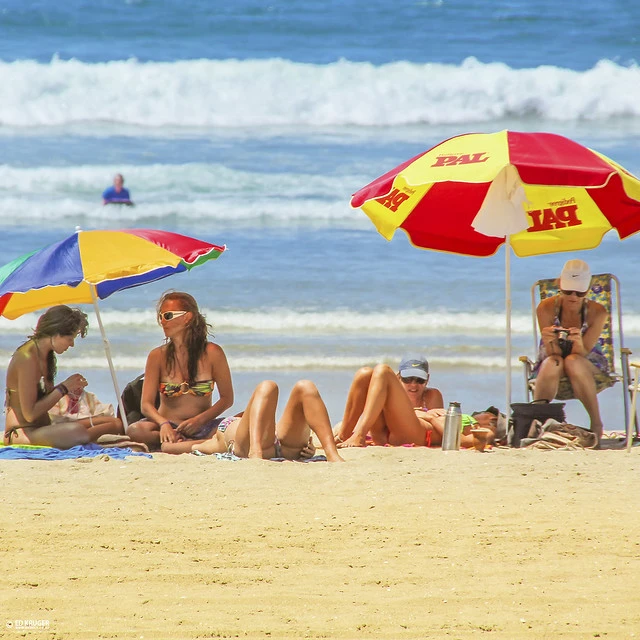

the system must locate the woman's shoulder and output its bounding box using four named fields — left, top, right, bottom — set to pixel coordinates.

left=537, top=295, right=556, bottom=311
left=205, top=341, right=227, bottom=357
left=146, top=345, right=165, bottom=362
left=424, top=386, right=444, bottom=409
left=10, top=341, right=37, bottom=366
left=586, top=299, right=607, bottom=320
